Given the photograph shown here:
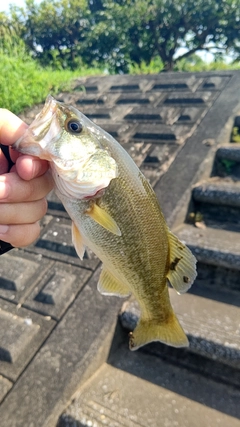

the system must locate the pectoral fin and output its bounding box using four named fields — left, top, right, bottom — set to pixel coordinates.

left=86, top=203, right=121, bottom=236
left=72, top=222, right=86, bottom=260
left=166, top=230, right=197, bottom=294
left=98, top=267, right=131, bottom=297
